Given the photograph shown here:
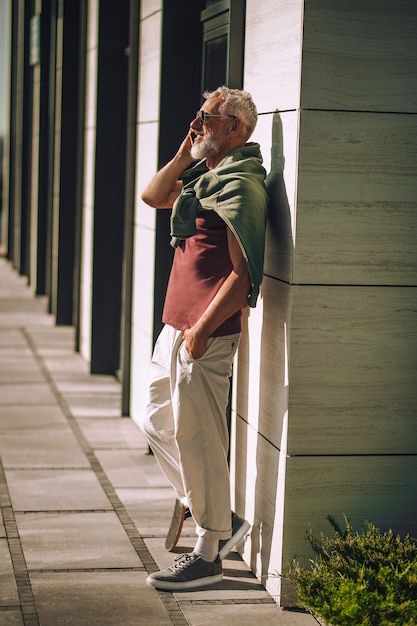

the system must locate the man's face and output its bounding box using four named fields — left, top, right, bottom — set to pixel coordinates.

left=190, top=97, right=234, bottom=161
left=190, top=129, right=219, bottom=161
